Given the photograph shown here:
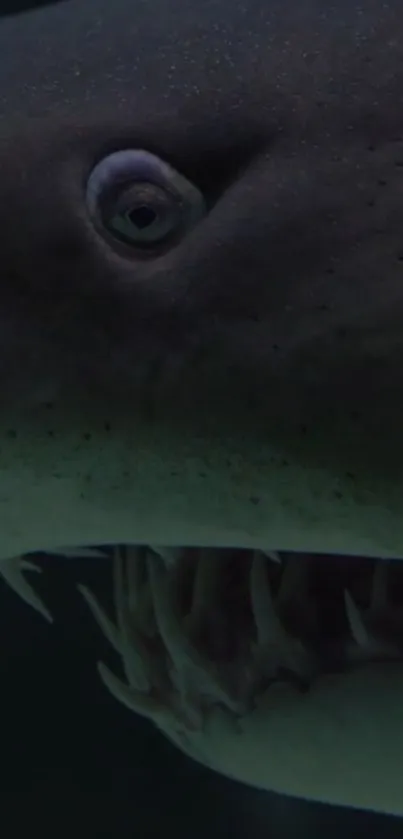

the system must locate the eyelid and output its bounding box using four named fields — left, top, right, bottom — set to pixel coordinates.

left=86, top=149, right=204, bottom=217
